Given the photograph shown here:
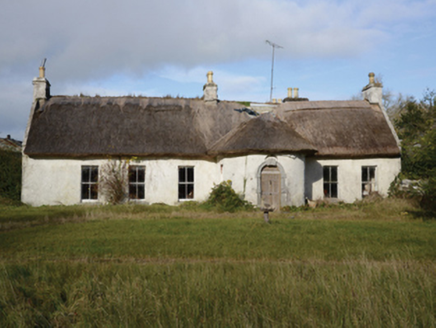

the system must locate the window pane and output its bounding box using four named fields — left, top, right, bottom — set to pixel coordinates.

left=187, top=167, right=194, bottom=182
left=138, top=185, right=145, bottom=199
left=187, top=184, right=194, bottom=199
left=323, top=167, right=329, bottom=181
left=331, top=183, right=338, bottom=198
left=82, top=167, right=90, bottom=182
left=179, top=167, right=186, bottom=183
left=137, top=167, right=145, bottom=182
left=129, top=185, right=136, bottom=199
left=331, top=167, right=337, bottom=182
left=362, top=167, right=368, bottom=182
left=178, top=184, right=186, bottom=199
left=90, top=167, right=98, bottom=183
left=323, top=183, right=329, bottom=197
left=82, top=184, right=90, bottom=200
left=129, top=167, right=137, bottom=183
left=90, top=184, right=98, bottom=199
left=369, top=167, right=375, bottom=180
